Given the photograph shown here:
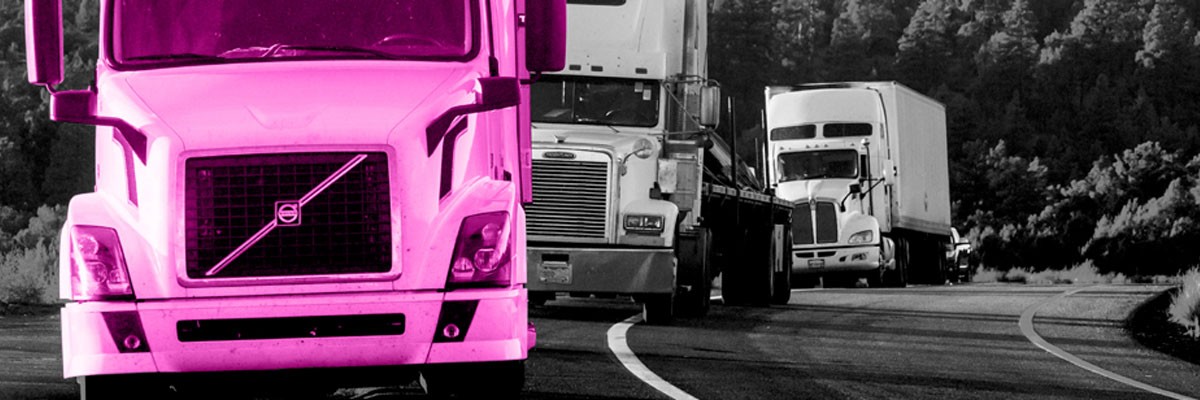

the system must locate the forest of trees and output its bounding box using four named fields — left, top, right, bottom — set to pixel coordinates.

left=2, top=0, right=1200, bottom=304
left=711, top=0, right=1200, bottom=276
